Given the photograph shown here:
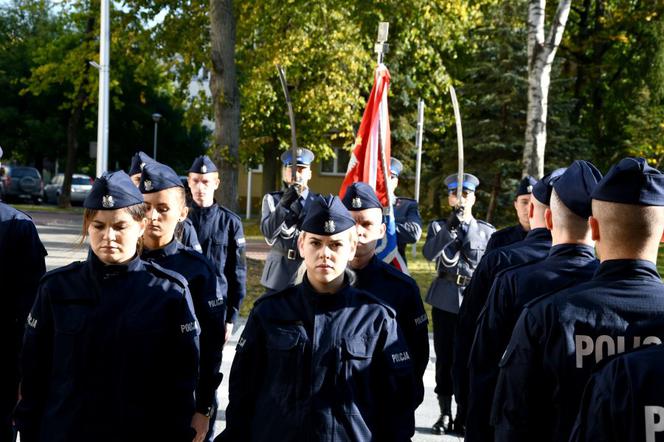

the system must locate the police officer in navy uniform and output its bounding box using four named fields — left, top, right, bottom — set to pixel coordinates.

left=187, top=155, right=246, bottom=342
left=0, top=146, right=47, bottom=441
left=138, top=161, right=225, bottom=442
left=342, top=182, right=429, bottom=407
left=422, top=173, right=495, bottom=435
left=218, top=195, right=415, bottom=441
left=485, top=175, right=537, bottom=252
left=259, top=148, right=318, bottom=293
left=129, top=151, right=201, bottom=252
left=14, top=171, right=200, bottom=442
left=465, top=161, right=602, bottom=441
left=452, top=170, right=562, bottom=432
left=570, top=344, right=664, bottom=442
left=491, top=157, right=664, bottom=442
left=389, top=158, right=423, bottom=264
